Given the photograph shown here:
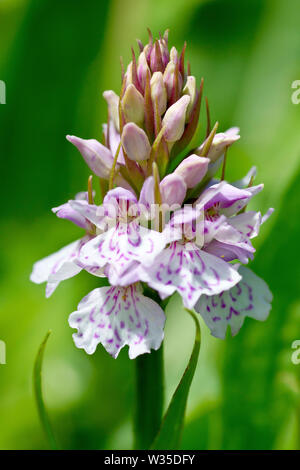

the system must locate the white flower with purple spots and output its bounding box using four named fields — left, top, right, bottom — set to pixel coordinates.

left=31, top=29, right=274, bottom=361
left=69, top=283, right=165, bottom=358
left=72, top=183, right=177, bottom=286
left=30, top=193, right=101, bottom=297
left=195, top=266, right=273, bottom=338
